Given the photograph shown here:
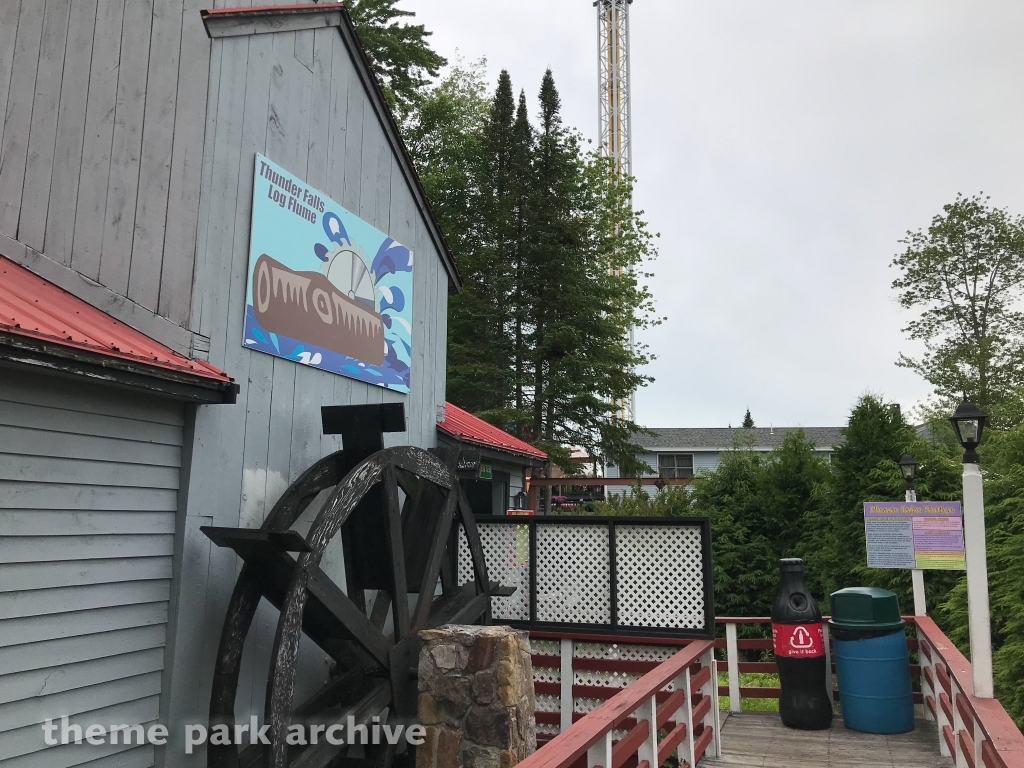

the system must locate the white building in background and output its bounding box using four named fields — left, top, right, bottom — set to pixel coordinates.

left=606, top=426, right=844, bottom=496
